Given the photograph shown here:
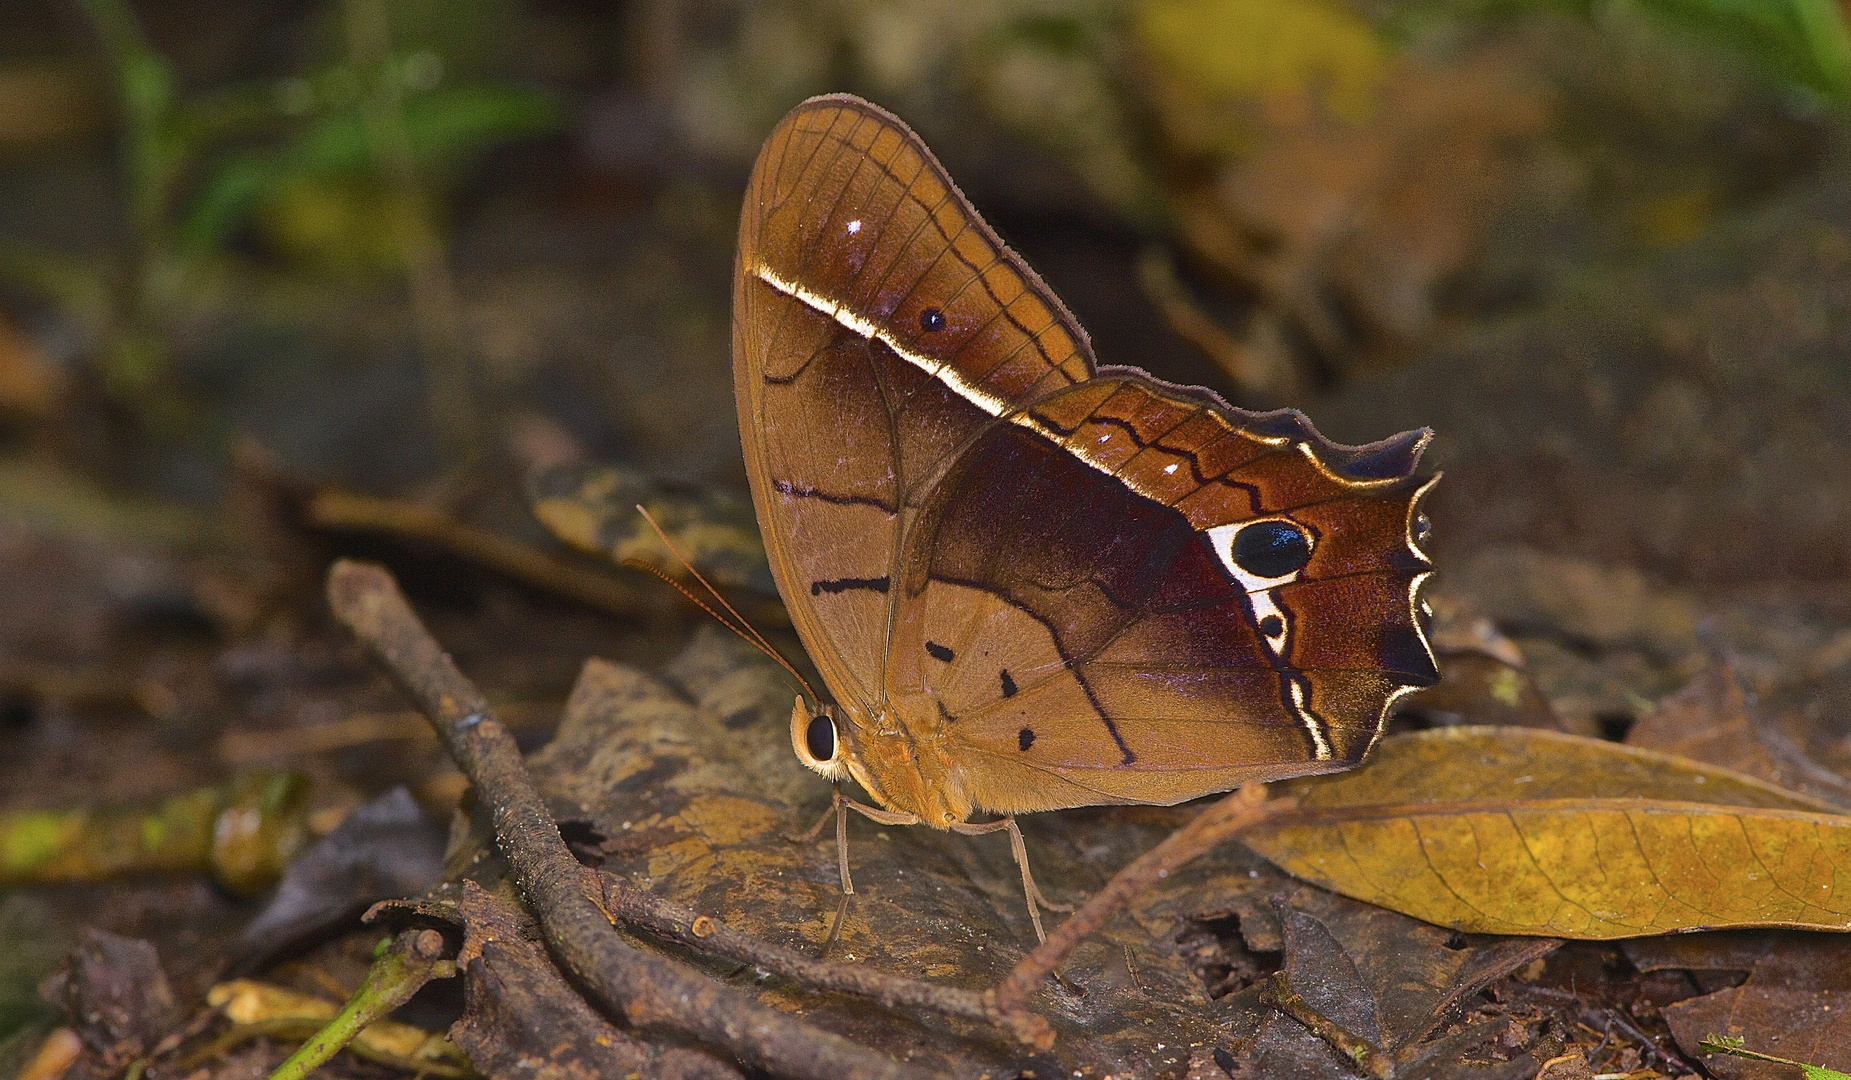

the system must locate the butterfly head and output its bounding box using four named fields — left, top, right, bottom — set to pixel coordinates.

left=789, top=696, right=971, bottom=827
left=791, top=697, right=851, bottom=782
